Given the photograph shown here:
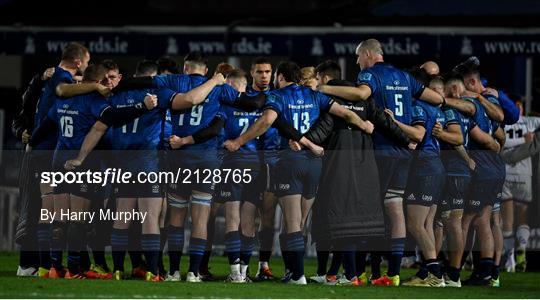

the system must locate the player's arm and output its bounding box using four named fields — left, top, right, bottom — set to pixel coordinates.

left=64, top=96, right=157, bottom=169
left=469, top=125, right=500, bottom=152
left=224, top=109, right=278, bottom=151
left=475, top=93, right=504, bottom=123
left=501, top=129, right=540, bottom=163
left=432, top=122, right=463, bottom=146
left=444, top=98, right=476, bottom=117
left=56, top=82, right=111, bottom=98
left=169, top=116, right=225, bottom=149
left=367, top=101, right=410, bottom=146
left=170, top=73, right=226, bottom=110
left=27, top=117, right=57, bottom=151
left=303, top=113, right=334, bottom=145
left=493, top=127, right=506, bottom=149
left=454, top=145, right=476, bottom=171
left=328, top=102, right=374, bottom=133
left=318, top=84, right=371, bottom=102
left=384, top=109, right=425, bottom=142
left=417, top=87, right=443, bottom=106
left=112, top=76, right=156, bottom=93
